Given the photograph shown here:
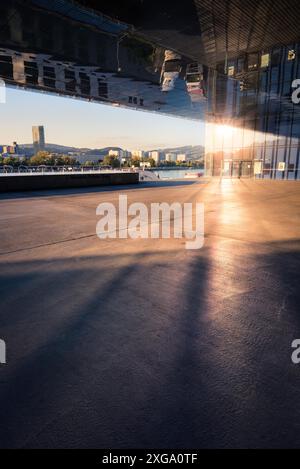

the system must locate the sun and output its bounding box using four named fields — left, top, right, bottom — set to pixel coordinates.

left=216, top=124, right=234, bottom=138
